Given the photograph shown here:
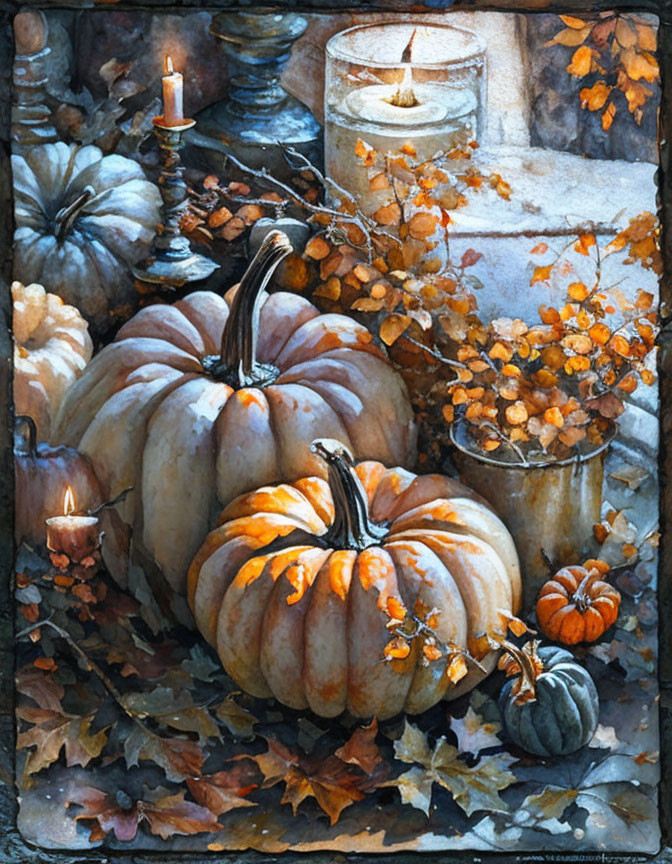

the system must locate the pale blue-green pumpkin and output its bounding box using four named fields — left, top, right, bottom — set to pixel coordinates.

left=499, top=644, right=599, bottom=757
